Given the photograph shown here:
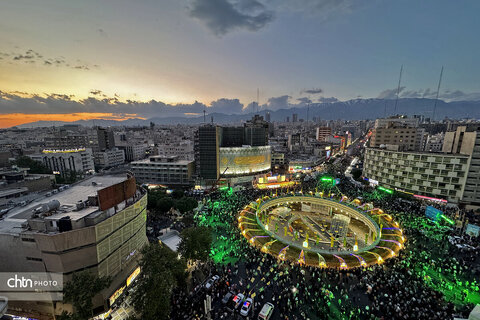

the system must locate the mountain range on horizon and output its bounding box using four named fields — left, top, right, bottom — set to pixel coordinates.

left=10, top=98, right=480, bottom=129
